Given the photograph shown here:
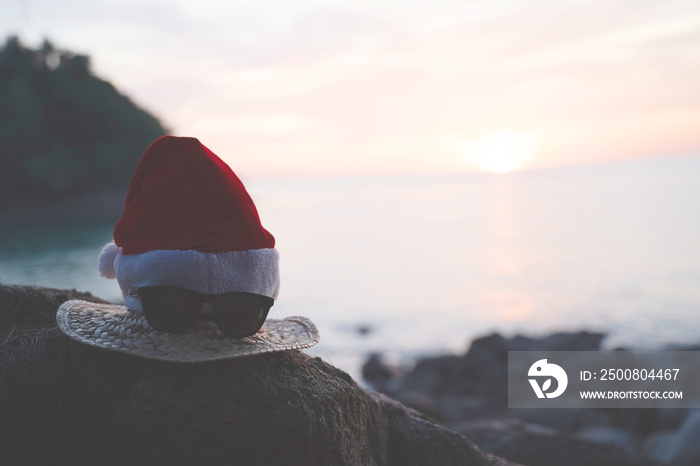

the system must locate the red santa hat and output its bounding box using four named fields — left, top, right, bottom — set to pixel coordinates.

left=98, top=136, right=280, bottom=312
